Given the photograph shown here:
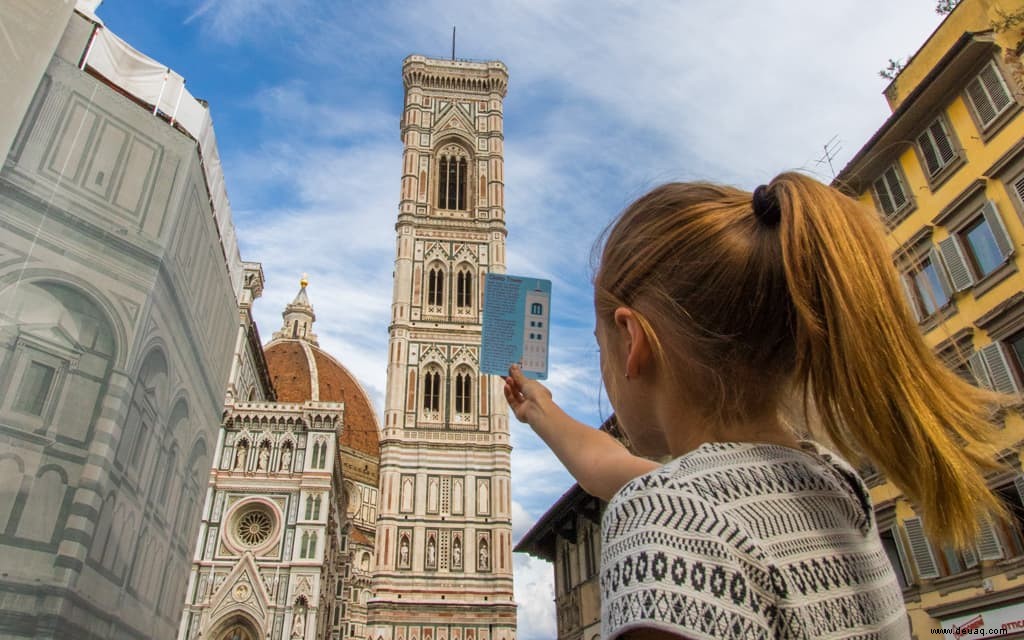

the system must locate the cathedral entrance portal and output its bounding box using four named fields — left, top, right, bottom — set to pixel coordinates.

left=212, top=615, right=260, bottom=640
